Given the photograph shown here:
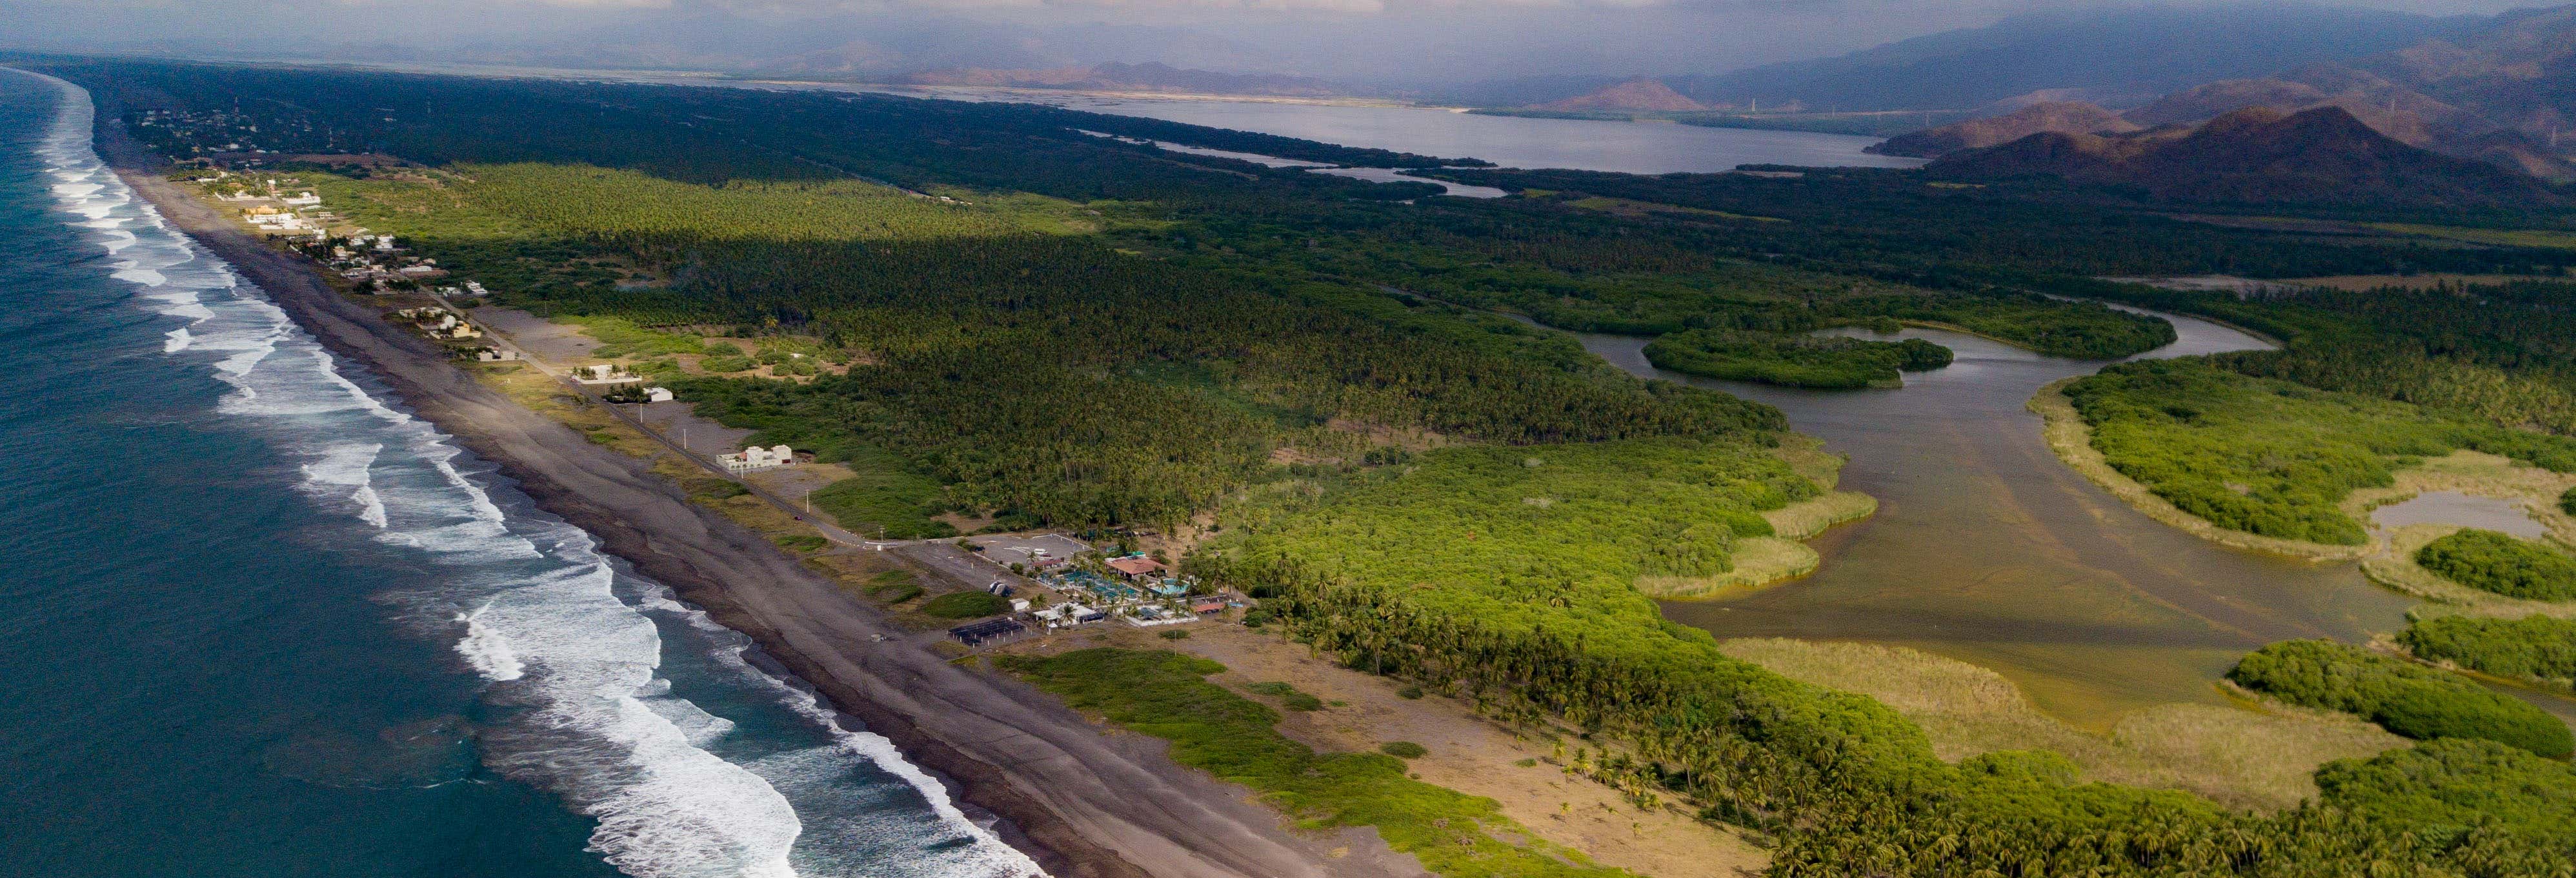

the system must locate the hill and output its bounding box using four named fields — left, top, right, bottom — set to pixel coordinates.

left=899, top=61, right=1343, bottom=97
left=1868, top=101, right=2138, bottom=157
left=1656, top=5, right=2466, bottom=112
left=1528, top=78, right=1706, bottom=113
left=1927, top=106, right=2562, bottom=210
